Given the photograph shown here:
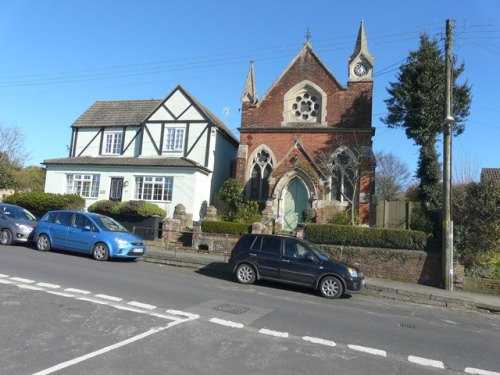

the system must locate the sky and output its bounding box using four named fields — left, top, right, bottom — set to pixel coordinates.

left=1, top=0, right=499, bottom=182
